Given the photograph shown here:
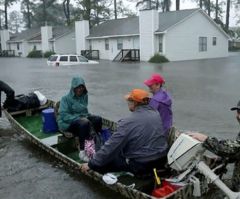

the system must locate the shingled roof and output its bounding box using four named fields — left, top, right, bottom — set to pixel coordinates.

left=87, top=9, right=199, bottom=38
left=9, top=27, right=41, bottom=42
left=88, top=17, right=139, bottom=38
left=8, top=26, right=74, bottom=42
left=156, top=9, right=198, bottom=32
